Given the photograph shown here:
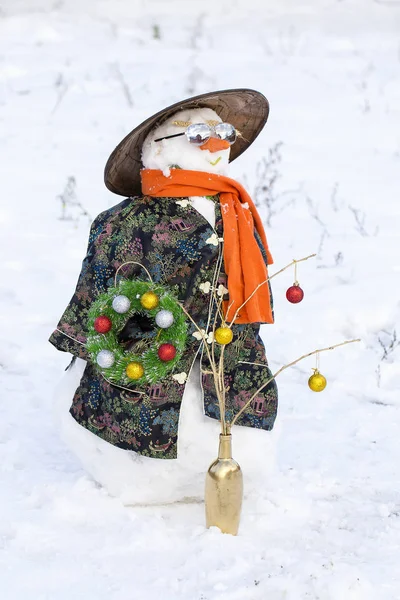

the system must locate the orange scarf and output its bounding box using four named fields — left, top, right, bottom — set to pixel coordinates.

left=141, top=169, right=274, bottom=325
